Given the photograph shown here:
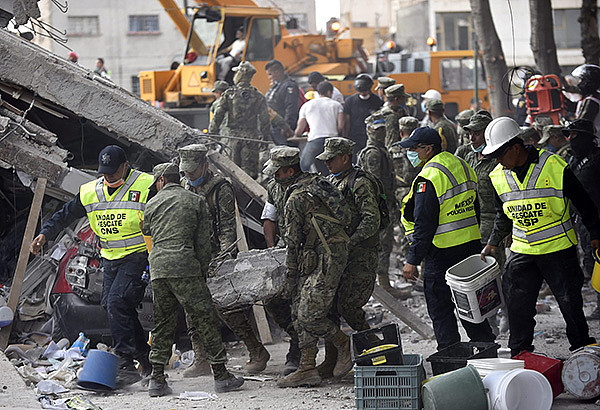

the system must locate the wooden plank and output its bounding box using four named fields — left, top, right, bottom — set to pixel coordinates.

left=372, top=284, right=435, bottom=340
left=0, top=178, right=47, bottom=350
left=234, top=202, right=273, bottom=345
left=208, top=151, right=267, bottom=206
